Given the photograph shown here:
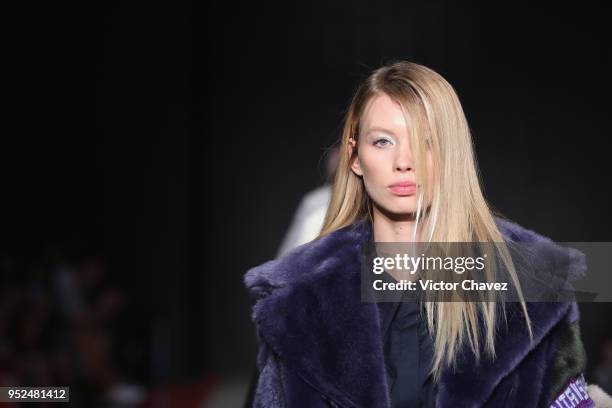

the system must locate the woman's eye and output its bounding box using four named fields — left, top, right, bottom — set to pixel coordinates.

left=374, top=138, right=393, bottom=147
